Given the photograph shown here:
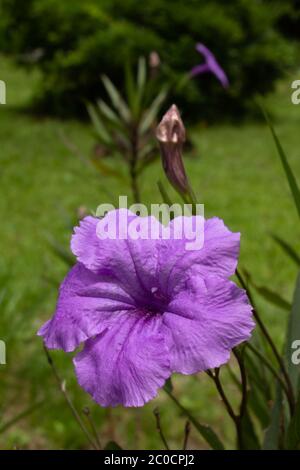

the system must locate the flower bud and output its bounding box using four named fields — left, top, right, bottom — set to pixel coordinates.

left=149, top=51, right=161, bottom=69
left=156, top=104, right=190, bottom=198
